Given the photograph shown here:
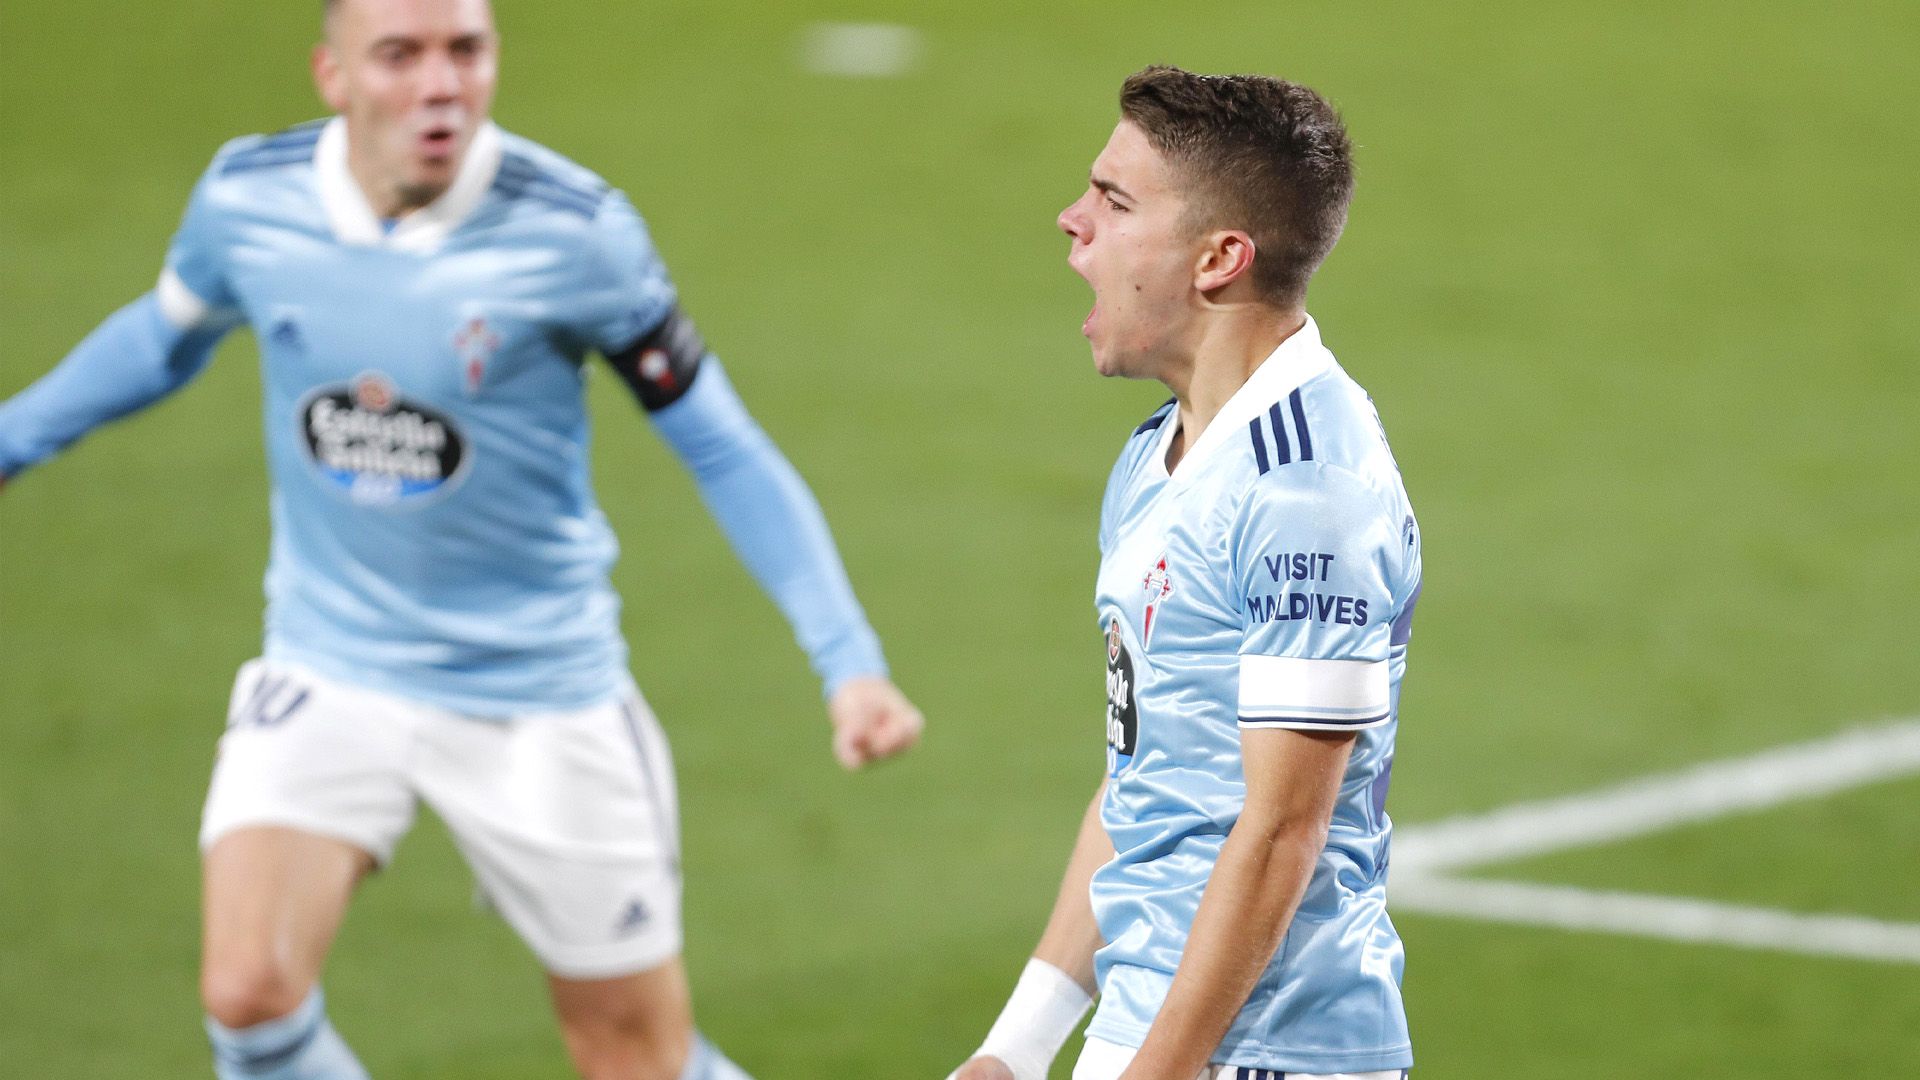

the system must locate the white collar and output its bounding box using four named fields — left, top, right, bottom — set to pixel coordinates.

left=314, top=116, right=503, bottom=253
left=1153, top=315, right=1335, bottom=482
